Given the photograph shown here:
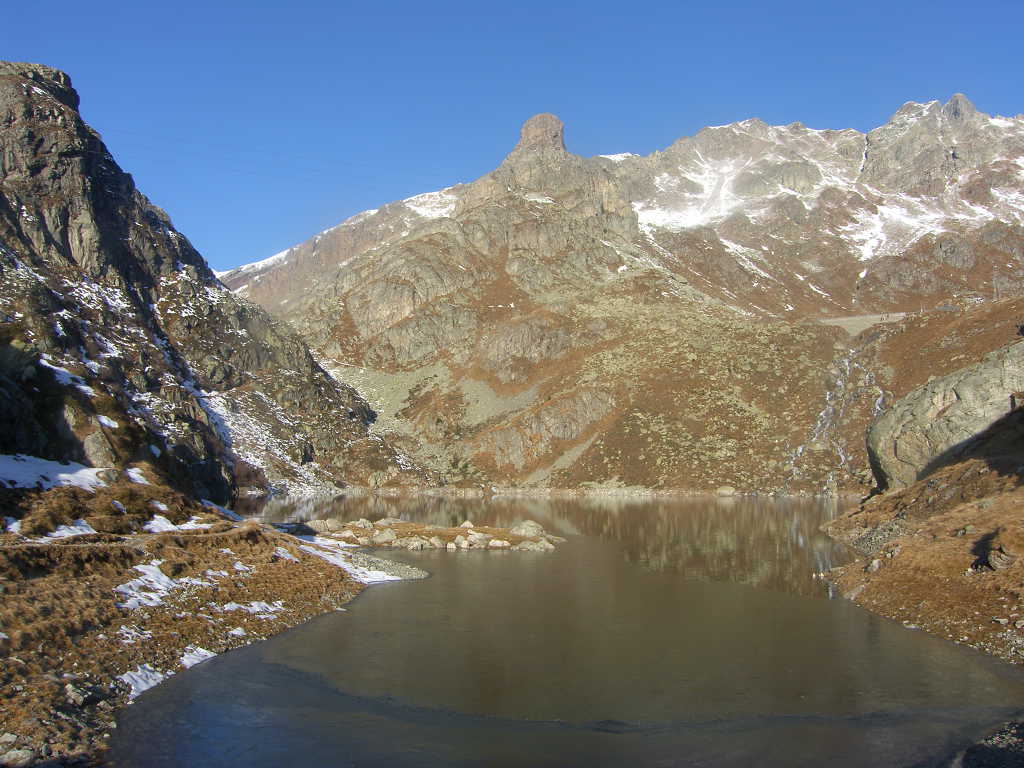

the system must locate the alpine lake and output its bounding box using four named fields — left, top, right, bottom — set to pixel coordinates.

left=108, top=494, right=1024, bottom=767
